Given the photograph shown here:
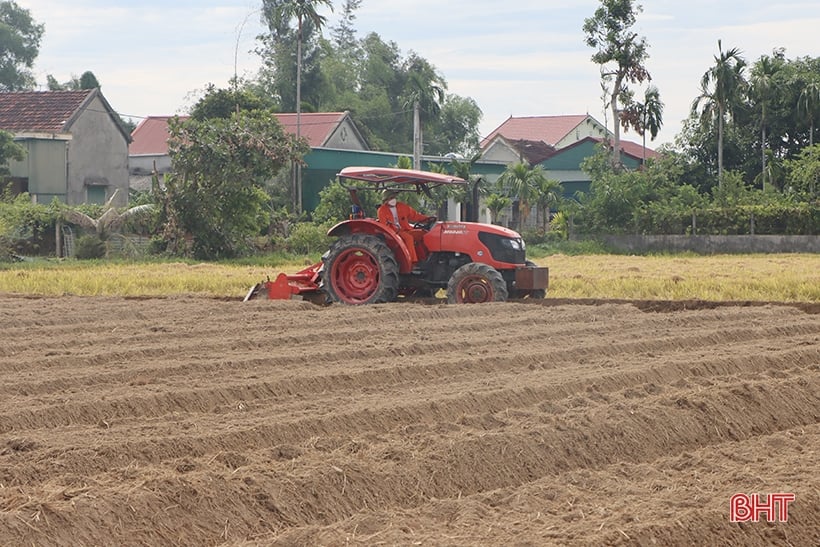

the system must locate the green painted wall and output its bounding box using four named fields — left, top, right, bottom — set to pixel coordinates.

left=301, top=149, right=509, bottom=213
